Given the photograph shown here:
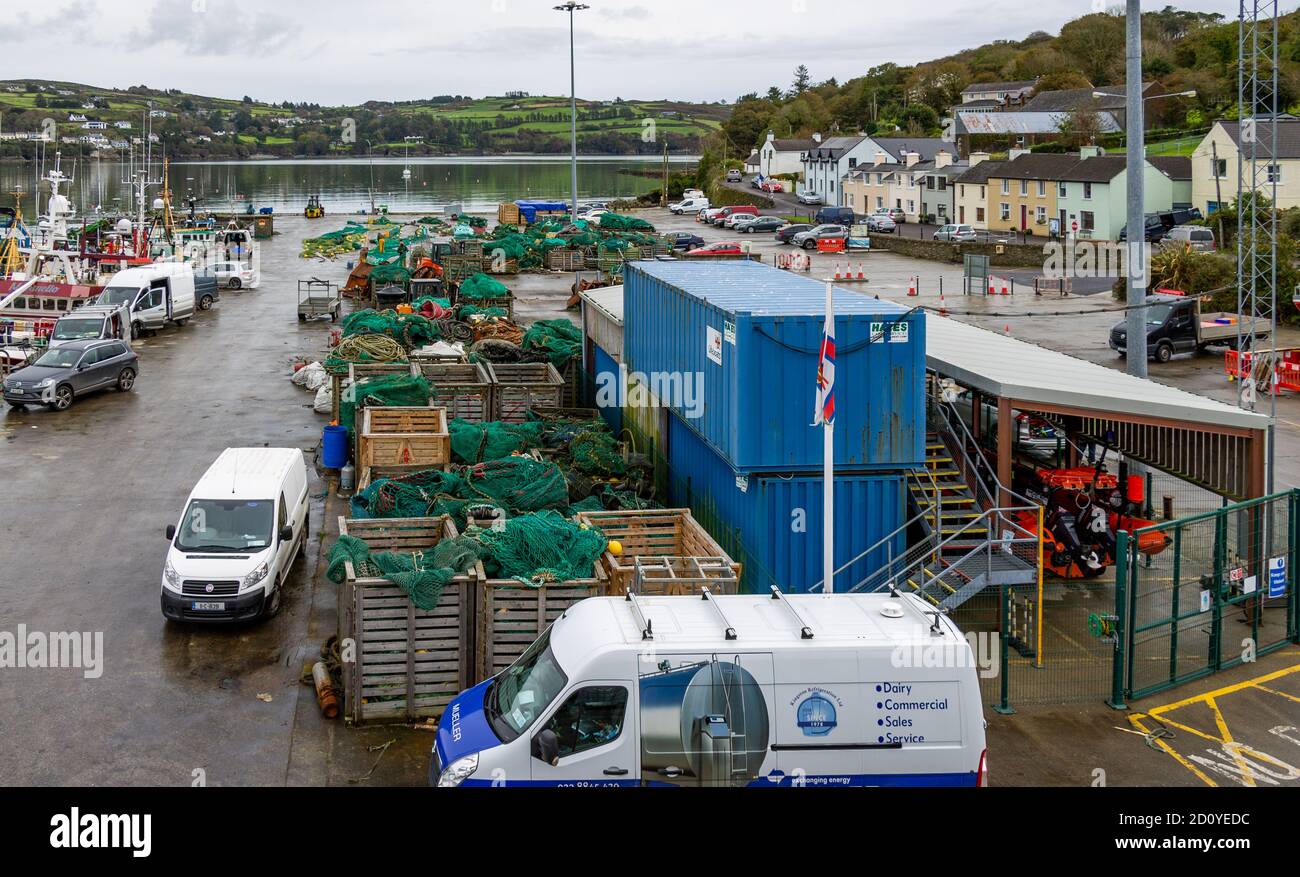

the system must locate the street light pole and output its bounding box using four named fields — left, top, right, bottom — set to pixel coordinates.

left=1124, top=0, right=1148, bottom=378
left=555, top=2, right=589, bottom=218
